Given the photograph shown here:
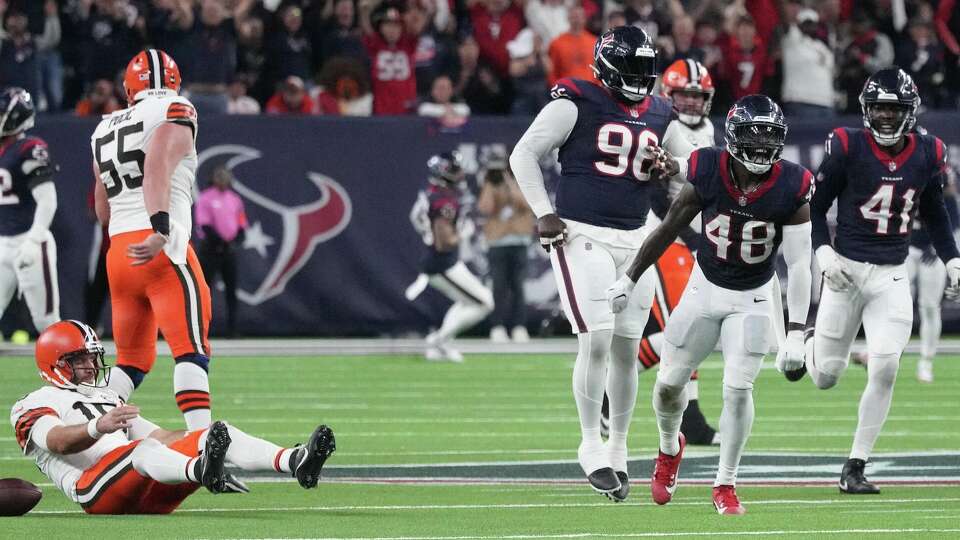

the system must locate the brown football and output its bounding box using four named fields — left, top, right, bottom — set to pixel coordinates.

left=0, top=478, right=42, bottom=516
